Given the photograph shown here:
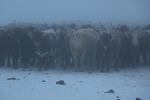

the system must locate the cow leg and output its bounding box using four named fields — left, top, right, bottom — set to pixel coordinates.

left=0, top=55, right=5, bottom=67
left=80, top=54, right=86, bottom=70
left=50, top=56, right=55, bottom=70
left=12, top=56, right=19, bottom=69
left=73, top=56, right=79, bottom=69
